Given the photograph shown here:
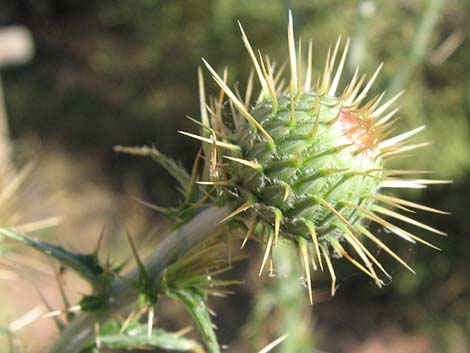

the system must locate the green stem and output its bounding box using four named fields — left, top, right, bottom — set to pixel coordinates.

left=47, top=206, right=230, bottom=353
left=347, top=0, right=376, bottom=78
left=387, top=0, right=444, bottom=96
